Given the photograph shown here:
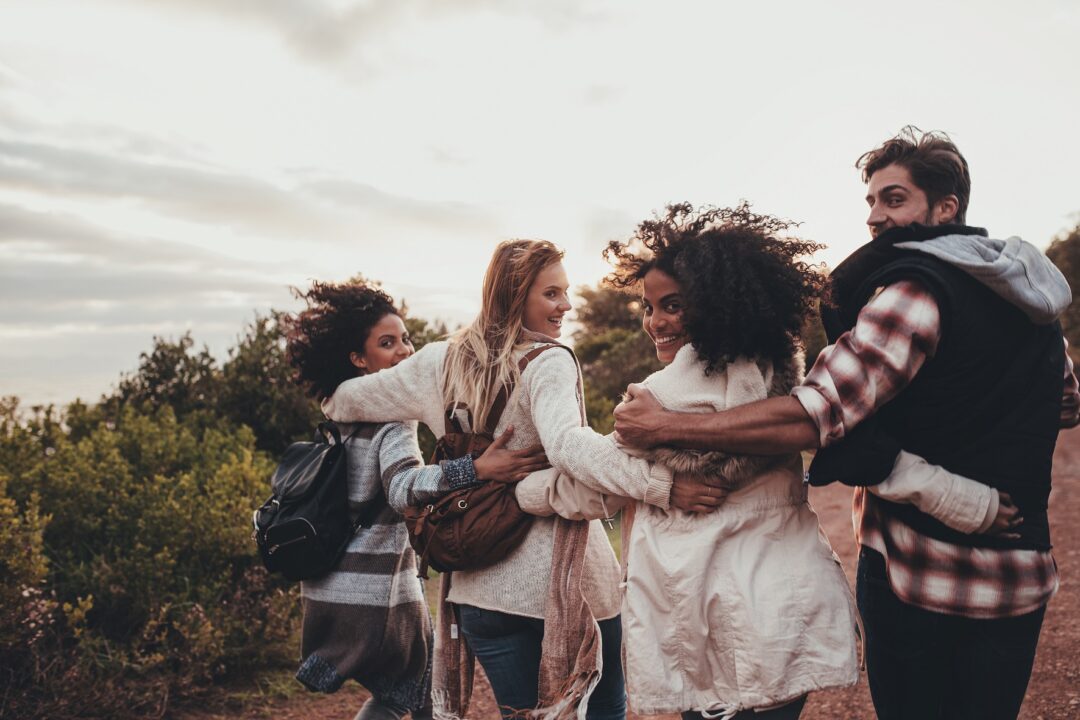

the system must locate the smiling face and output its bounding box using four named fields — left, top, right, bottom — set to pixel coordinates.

left=641, top=268, right=688, bottom=364
left=865, top=163, right=958, bottom=238
left=349, top=312, right=414, bottom=374
left=523, top=261, right=572, bottom=338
